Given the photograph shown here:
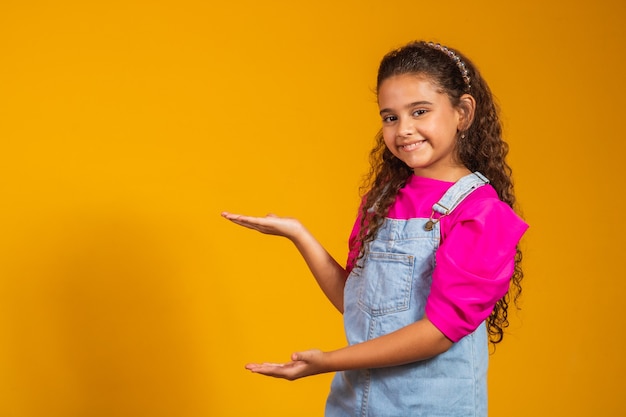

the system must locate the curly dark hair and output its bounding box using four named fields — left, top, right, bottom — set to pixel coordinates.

left=354, top=41, right=524, bottom=345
